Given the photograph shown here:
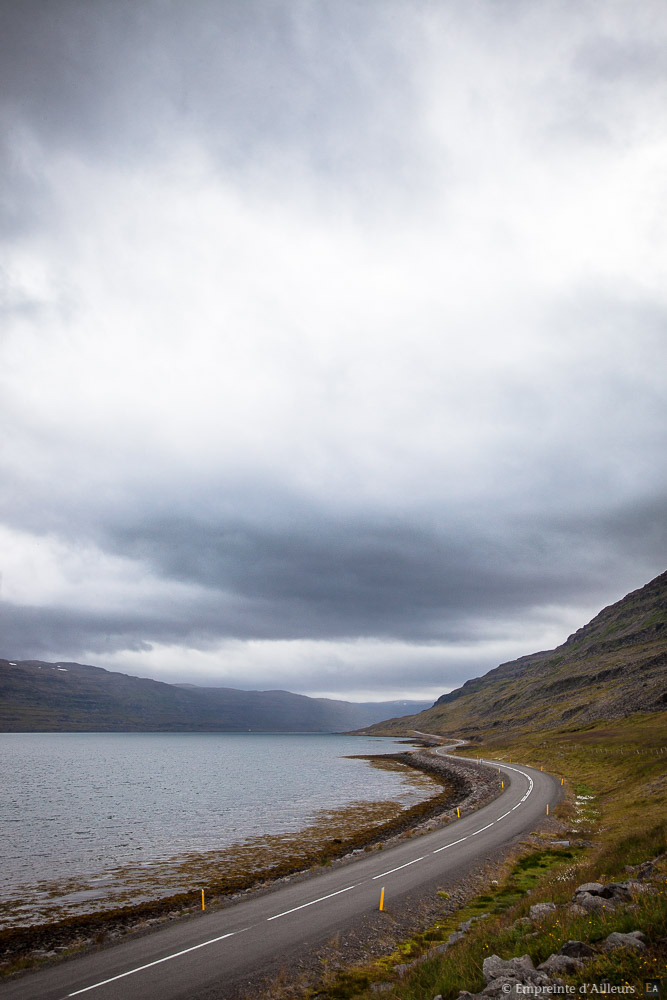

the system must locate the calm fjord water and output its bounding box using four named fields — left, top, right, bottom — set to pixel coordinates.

left=0, top=732, right=431, bottom=927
